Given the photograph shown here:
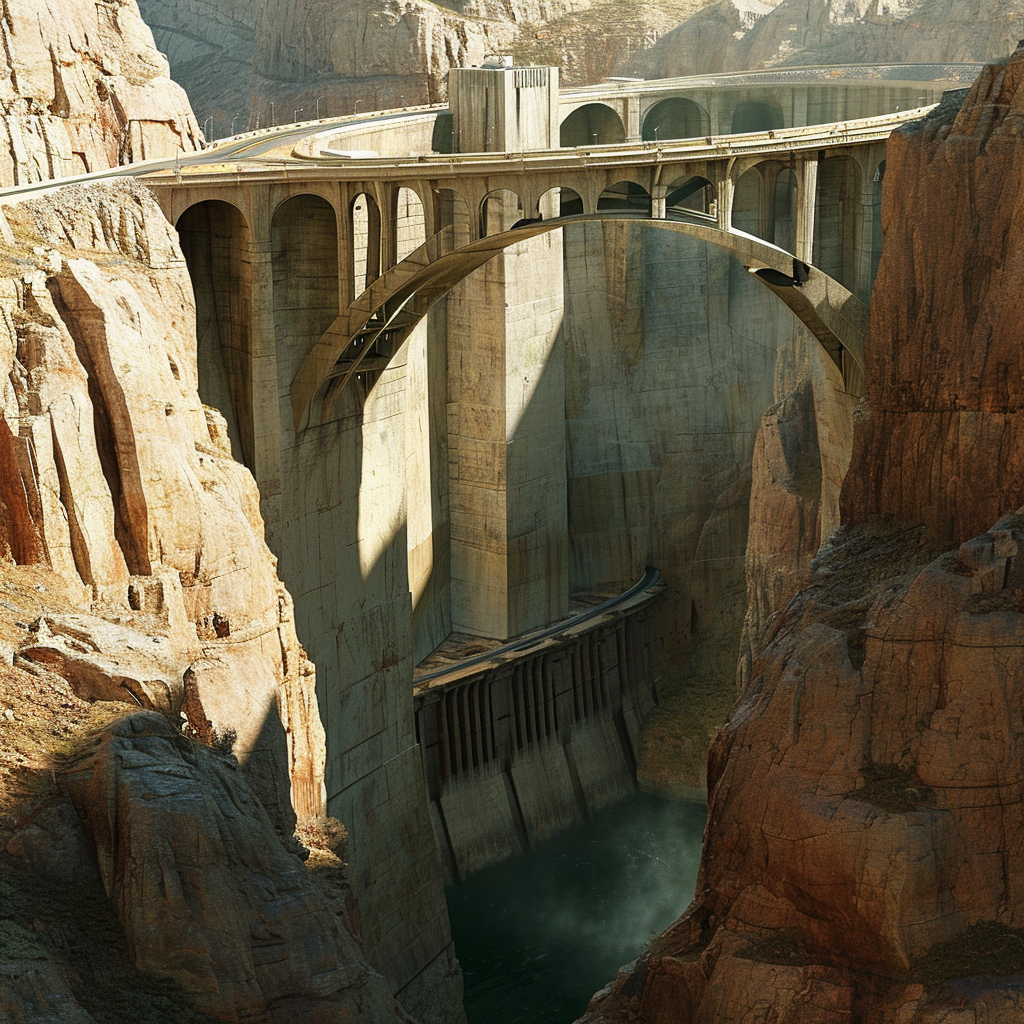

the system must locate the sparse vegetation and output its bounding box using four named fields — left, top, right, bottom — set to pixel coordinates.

left=911, top=922, right=1024, bottom=984
left=743, top=927, right=815, bottom=967
left=848, top=761, right=922, bottom=813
